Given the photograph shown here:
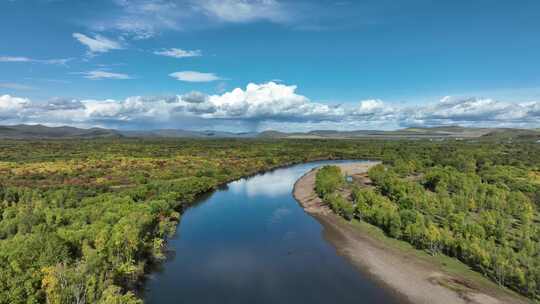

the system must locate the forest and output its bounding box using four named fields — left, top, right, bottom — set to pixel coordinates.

left=0, top=138, right=387, bottom=304
left=315, top=141, right=540, bottom=301
left=1, top=138, right=539, bottom=303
